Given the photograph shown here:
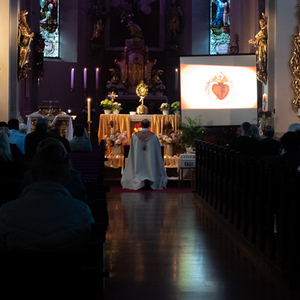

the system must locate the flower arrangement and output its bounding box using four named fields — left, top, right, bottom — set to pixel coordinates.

left=171, top=101, right=180, bottom=112
left=159, top=103, right=170, bottom=111
left=136, top=81, right=148, bottom=97
left=107, top=120, right=116, bottom=128
left=100, top=99, right=113, bottom=110
left=112, top=102, right=122, bottom=112
left=158, top=130, right=181, bottom=145
left=105, top=131, right=128, bottom=147
left=258, top=108, right=272, bottom=119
